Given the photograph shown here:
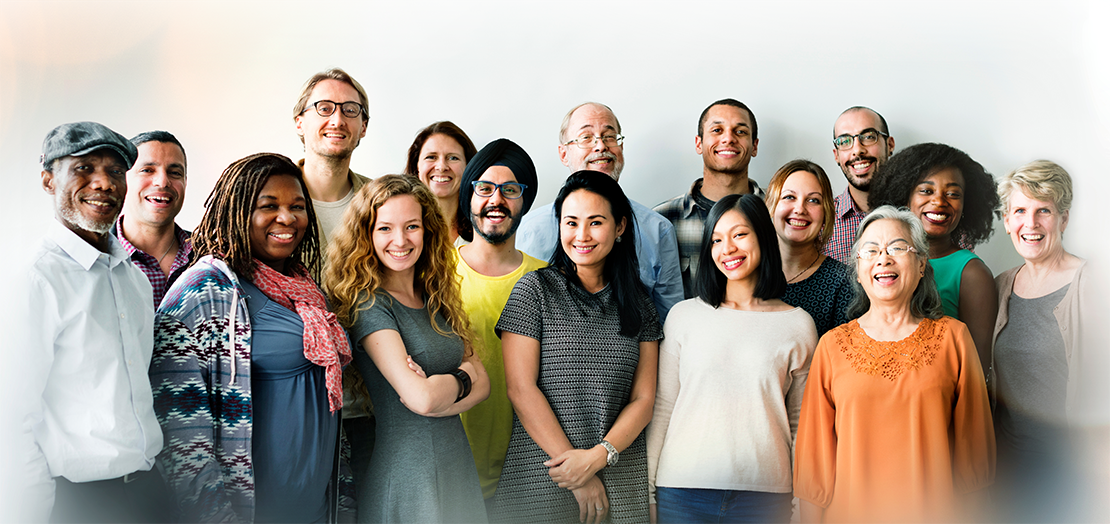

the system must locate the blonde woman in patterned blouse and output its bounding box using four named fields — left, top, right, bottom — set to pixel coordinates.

left=793, top=205, right=995, bottom=523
